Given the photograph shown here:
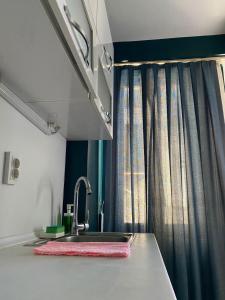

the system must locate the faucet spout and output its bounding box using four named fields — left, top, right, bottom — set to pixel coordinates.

left=72, top=177, right=92, bottom=235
